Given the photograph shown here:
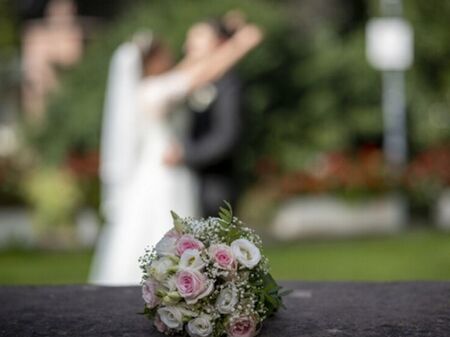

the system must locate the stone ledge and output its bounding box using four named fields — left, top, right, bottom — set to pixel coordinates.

left=0, top=282, right=449, bottom=337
